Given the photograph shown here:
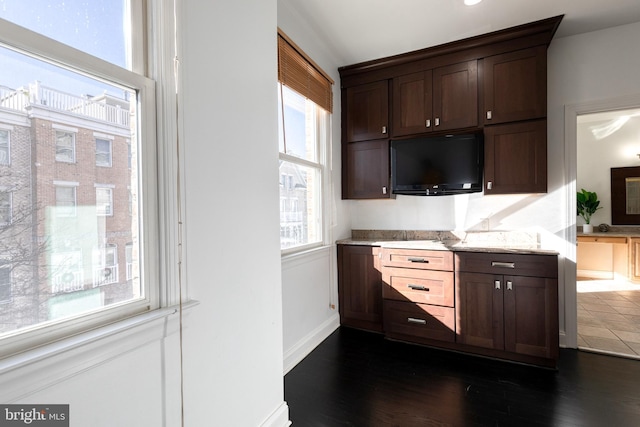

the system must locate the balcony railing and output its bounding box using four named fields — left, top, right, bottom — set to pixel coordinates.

left=0, top=82, right=129, bottom=127
left=52, top=271, right=85, bottom=294
left=93, top=265, right=119, bottom=287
